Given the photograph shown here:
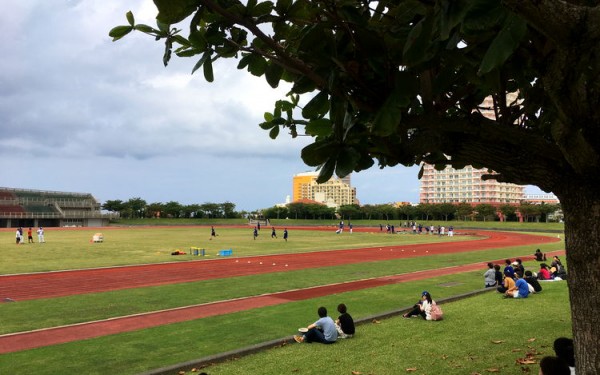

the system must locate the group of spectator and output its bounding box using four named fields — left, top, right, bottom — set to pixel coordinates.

left=483, top=253, right=567, bottom=299
left=293, top=303, right=355, bottom=344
